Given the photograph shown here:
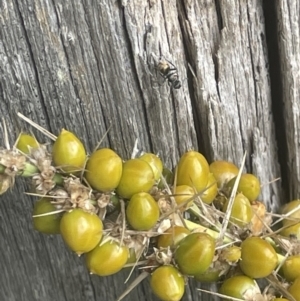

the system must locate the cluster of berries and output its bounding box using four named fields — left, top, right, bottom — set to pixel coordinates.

left=1, top=129, right=300, bottom=301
